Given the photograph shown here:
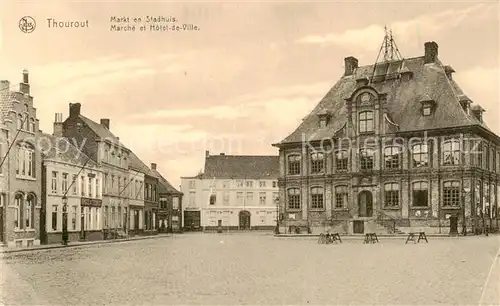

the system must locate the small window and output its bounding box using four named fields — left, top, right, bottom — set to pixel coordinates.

left=319, top=119, right=326, bottom=128
left=423, top=106, right=431, bottom=116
